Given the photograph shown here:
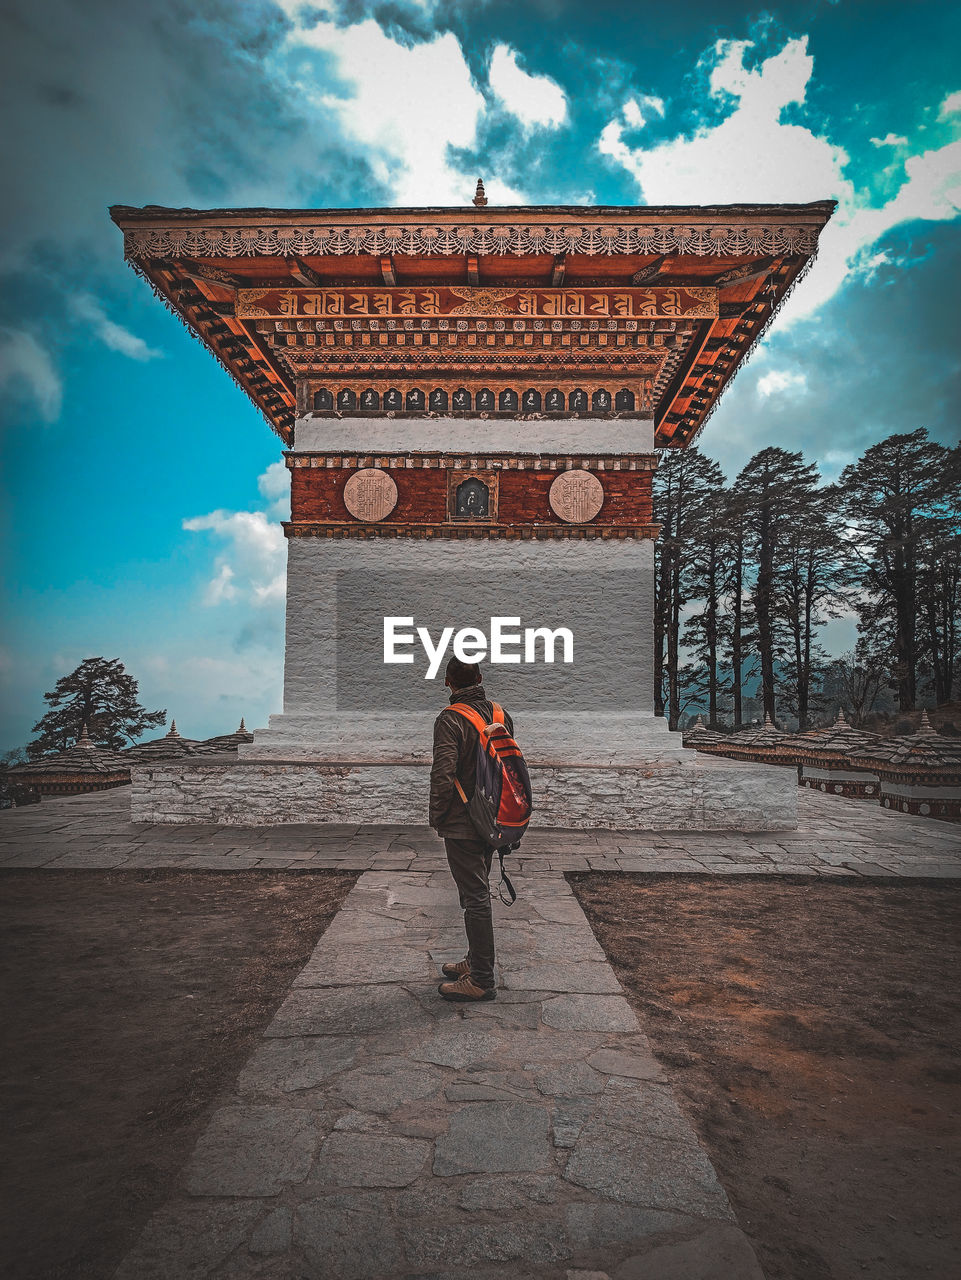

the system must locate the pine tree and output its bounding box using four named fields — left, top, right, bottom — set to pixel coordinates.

left=915, top=445, right=961, bottom=705
left=653, top=449, right=724, bottom=729
left=839, top=430, right=958, bottom=711
left=774, top=482, right=847, bottom=728
left=27, top=658, right=166, bottom=758
left=683, top=475, right=729, bottom=726
left=723, top=488, right=754, bottom=727
left=733, top=448, right=820, bottom=723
